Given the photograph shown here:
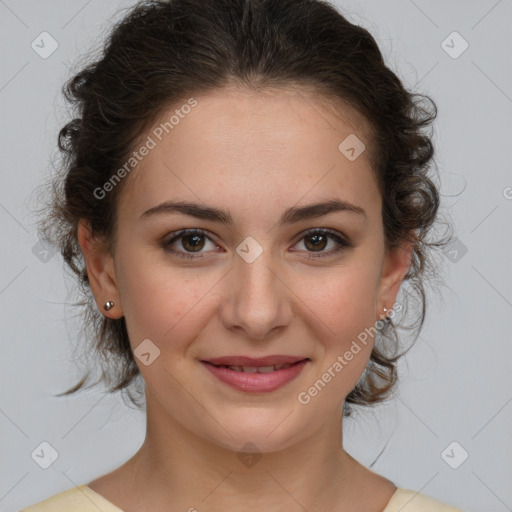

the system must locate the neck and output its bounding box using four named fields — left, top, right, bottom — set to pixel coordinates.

left=115, top=392, right=379, bottom=512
